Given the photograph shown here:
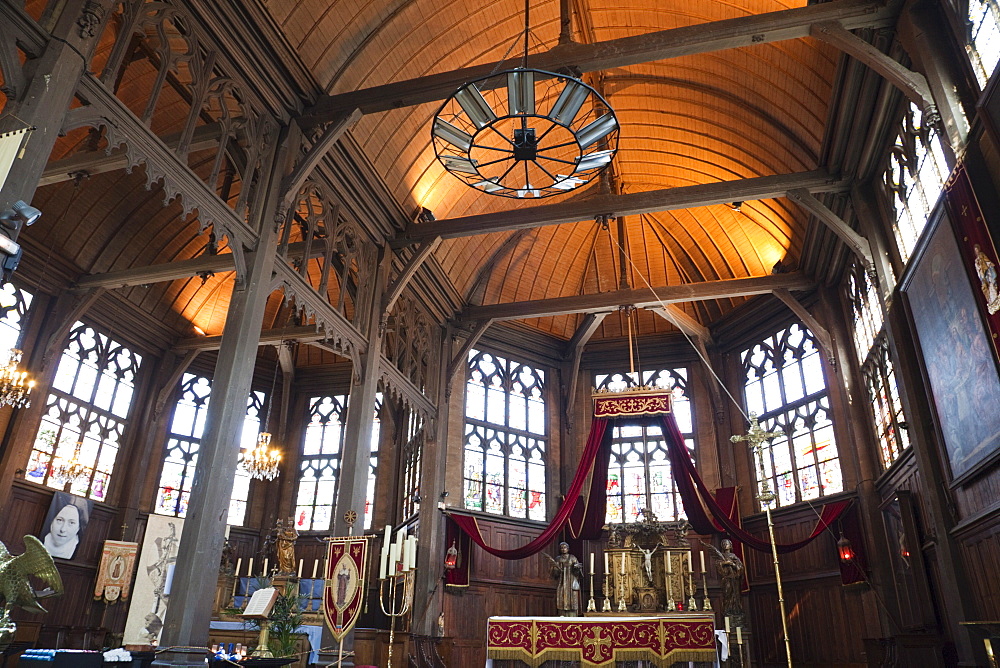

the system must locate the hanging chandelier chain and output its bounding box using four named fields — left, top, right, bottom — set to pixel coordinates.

left=523, top=0, right=530, bottom=69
